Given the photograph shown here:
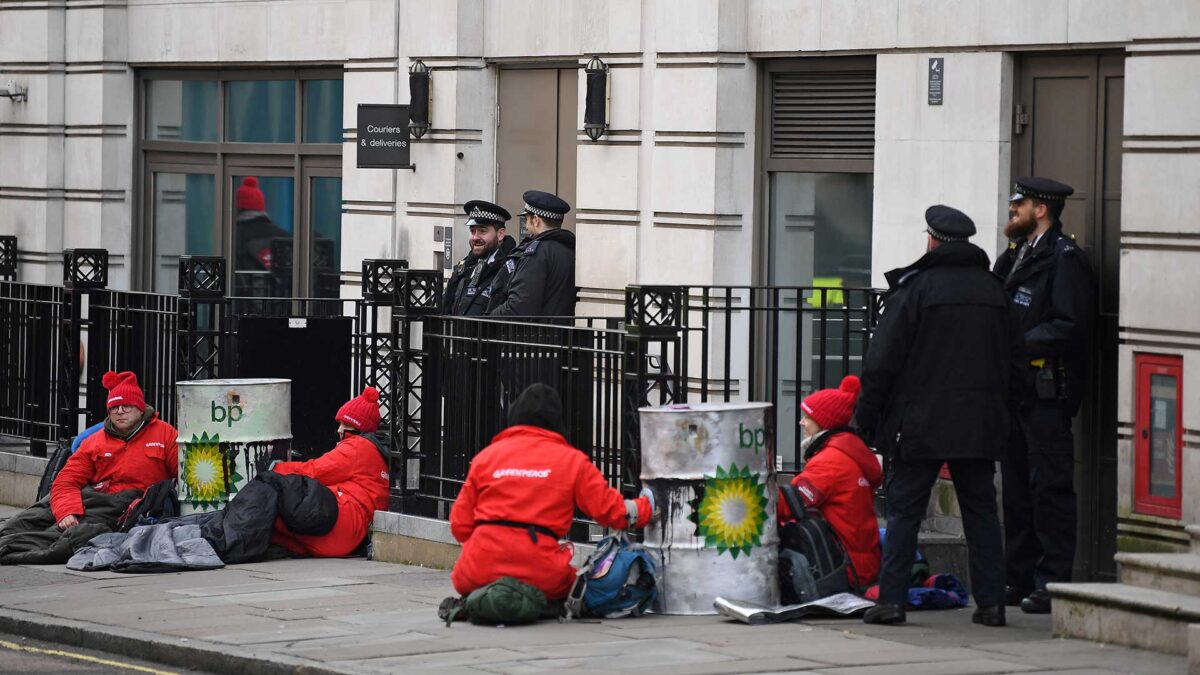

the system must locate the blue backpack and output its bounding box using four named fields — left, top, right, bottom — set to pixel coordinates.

left=564, top=533, right=657, bottom=619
